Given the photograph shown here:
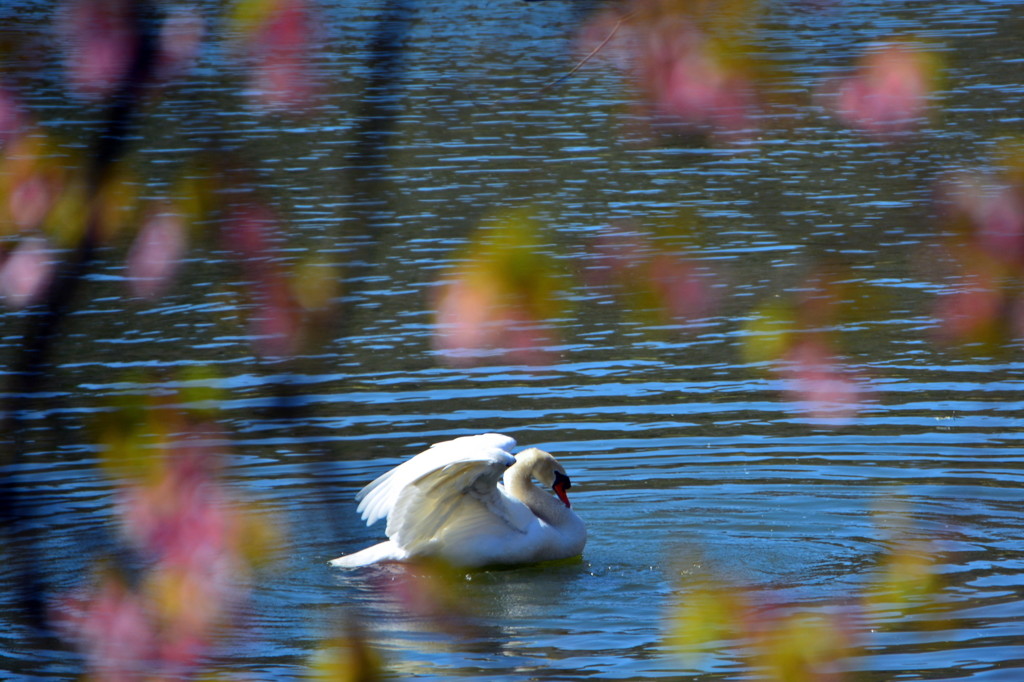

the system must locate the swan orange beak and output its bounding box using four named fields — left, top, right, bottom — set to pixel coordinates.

left=552, top=471, right=572, bottom=508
